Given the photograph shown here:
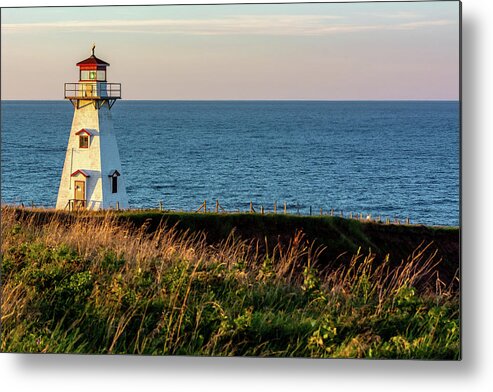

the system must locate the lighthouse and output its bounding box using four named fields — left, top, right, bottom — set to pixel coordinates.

left=56, top=45, right=129, bottom=211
